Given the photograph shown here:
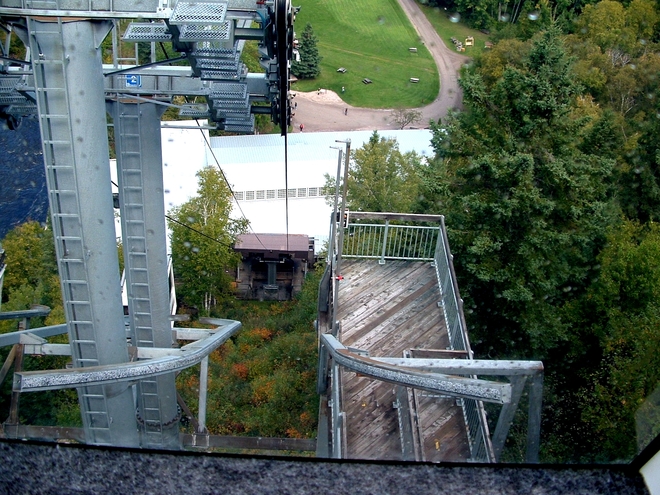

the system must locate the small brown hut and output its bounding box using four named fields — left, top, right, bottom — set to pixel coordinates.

left=233, top=233, right=315, bottom=301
